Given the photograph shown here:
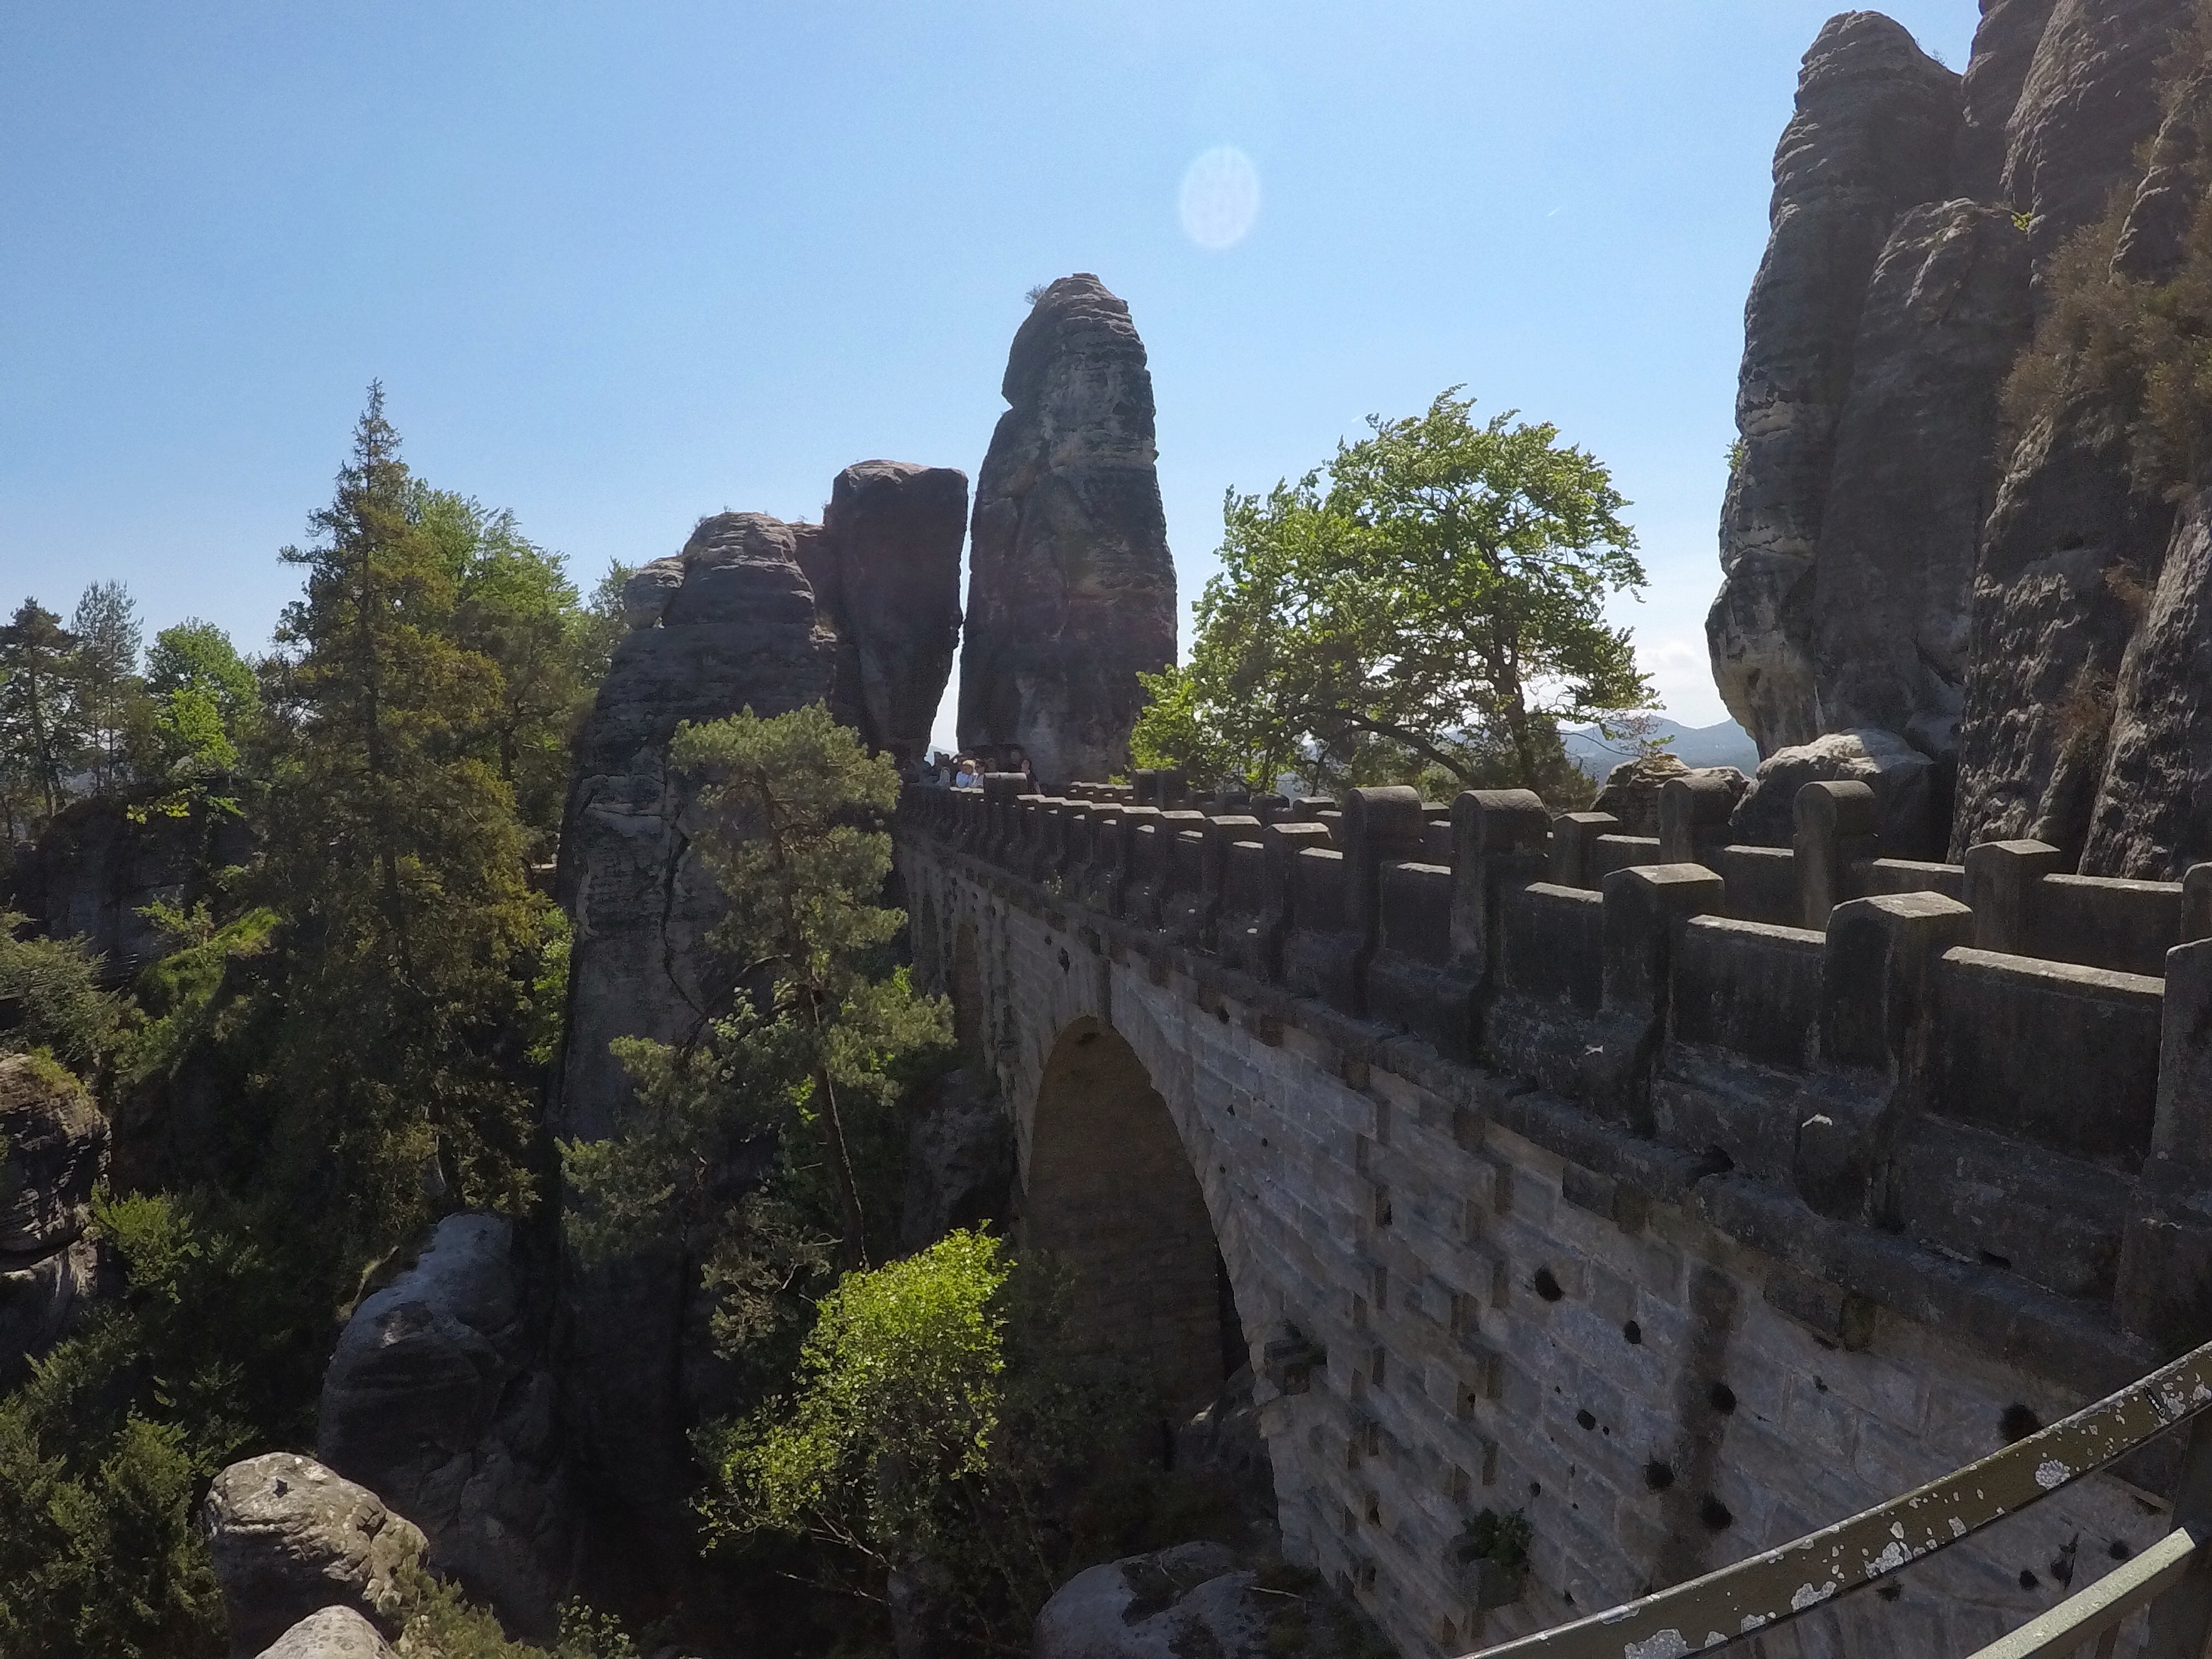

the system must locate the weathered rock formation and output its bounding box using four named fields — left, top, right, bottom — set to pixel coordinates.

left=1031, top=1542, right=1376, bottom=1659
left=2082, top=488, right=2212, bottom=877
left=896, top=1069, right=1014, bottom=1254
left=552, top=511, right=836, bottom=1577
left=1714, top=0, right=2212, bottom=876
left=552, top=482, right=962, bottom=1595
left=253, top=1607, right=397, bottom=1659
left=0, top=1054, right=106, bottom=1380
left=959, top=274, right=1176, bottom=789
left=803, top=461, right=967, bottom=767
left=557, top=513, right=838, bottom=1146
left=318, top=1213, right=566, bottom=1635
left=1710, top=13, right=1959, bottom=753
left=1727, top=727, right=1939, bottom=858
left=203, top=1453, right=424, bottom=1658
left=8, top=792, right=253, bottom=977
